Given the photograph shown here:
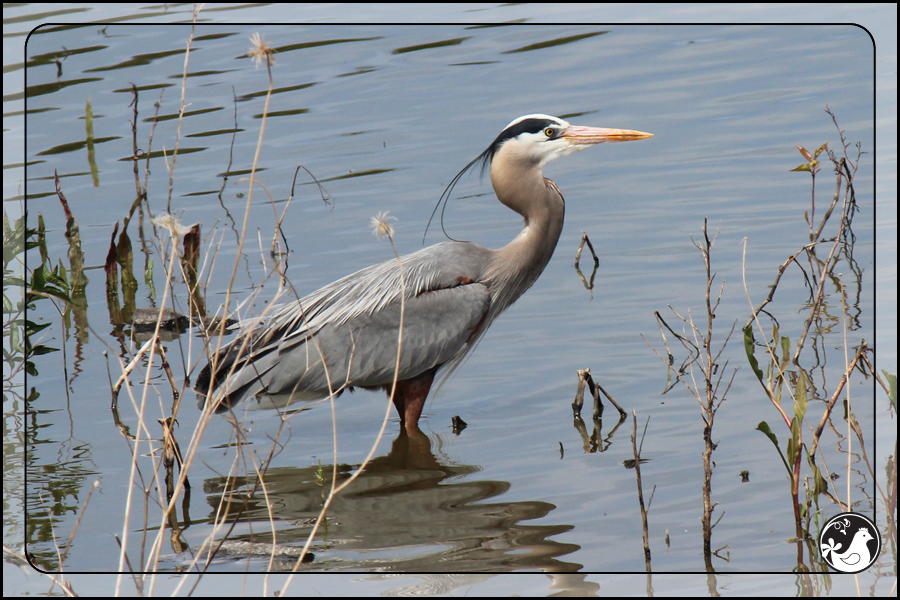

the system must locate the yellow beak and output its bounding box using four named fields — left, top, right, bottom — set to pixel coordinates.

left=561, top=126, right=654, bottom=144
